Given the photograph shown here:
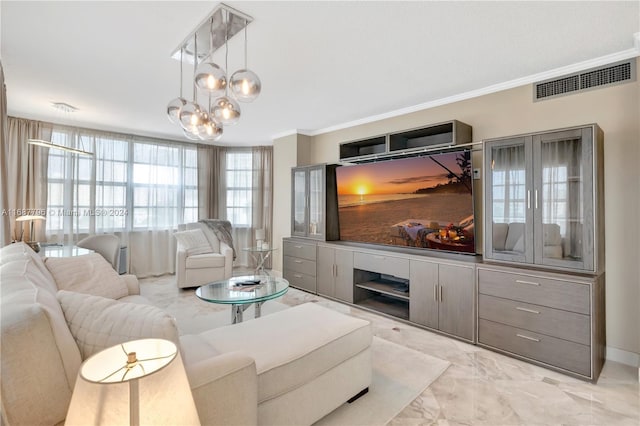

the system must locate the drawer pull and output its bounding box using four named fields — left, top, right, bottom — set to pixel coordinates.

left=516, top=279, right=540, bottom=286
left=294, top=260, right=303, bottom=264
left=516, top=307, right=540, bottom=314
left=293, top=274, right=302, bottom=279
left=294, top=245, right=303, bottom=249
left=516, top=333, right=540, bottom=342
